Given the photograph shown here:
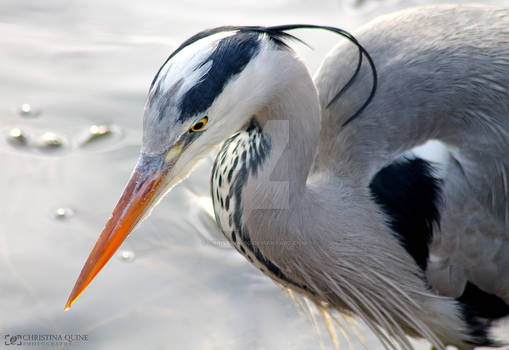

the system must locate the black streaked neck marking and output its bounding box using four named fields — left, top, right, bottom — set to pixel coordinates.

left=178, top=32, right=261, bottom=122
left=369, top=157, right=442, bottom=271
left=211, top=117, right=311, bottom=293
